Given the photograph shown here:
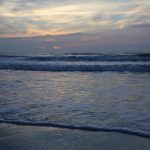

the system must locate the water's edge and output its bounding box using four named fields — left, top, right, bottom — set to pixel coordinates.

left=0, top=119, right=150, bottom=138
